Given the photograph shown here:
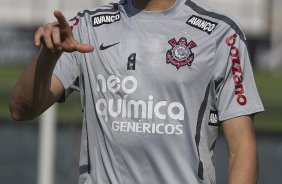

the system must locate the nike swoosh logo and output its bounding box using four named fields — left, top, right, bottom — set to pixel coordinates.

left=99, top=42, right=120, bottom=50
